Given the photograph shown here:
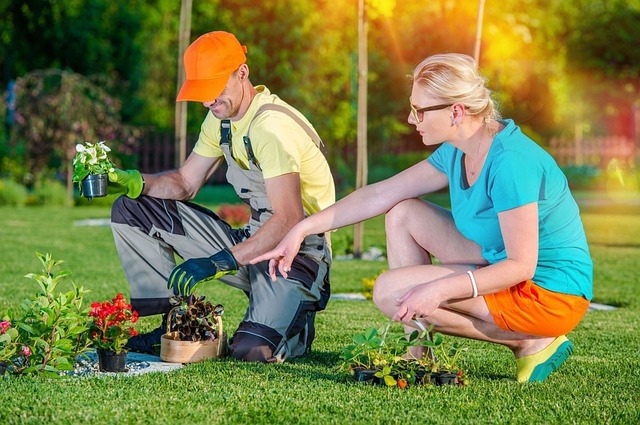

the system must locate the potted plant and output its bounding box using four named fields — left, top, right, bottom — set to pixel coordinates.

left=420, top=334, right=468, bottom=386
left=160, top=294, right=227, bottom=364
left=72, top=141, right=116, bottom=199
left=88, top=293, right=139, bottom=372
left=339, top=321, right=468, bottom=388
left=339, top=322, right=418, bottom=386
